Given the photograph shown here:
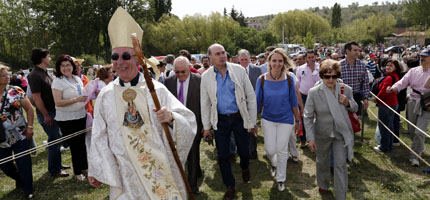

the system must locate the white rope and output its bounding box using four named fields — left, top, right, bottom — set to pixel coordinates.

left=366, top=107, right=430, bottom=167
left=0, top=127, right=91, bottom=165
left=370, top=92, right=430, bottom=138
